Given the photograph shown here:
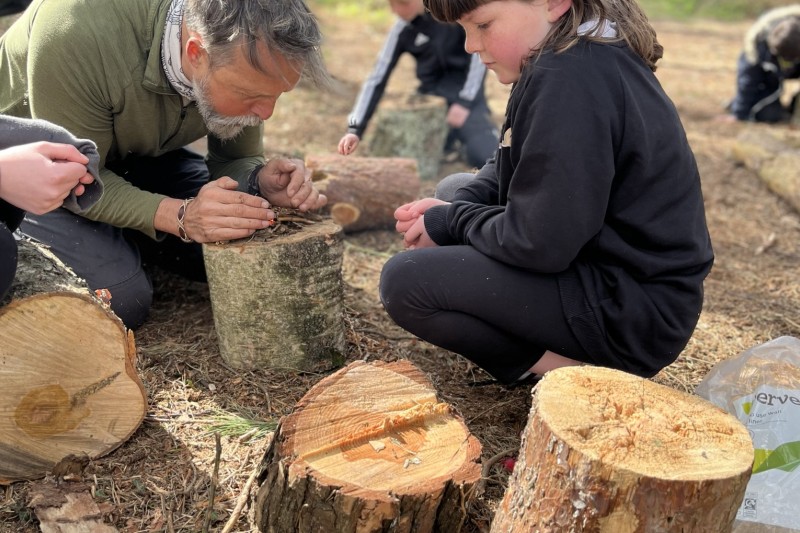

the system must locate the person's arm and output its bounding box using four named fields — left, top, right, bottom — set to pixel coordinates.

left=345, top=19, right=406, bottom=139
left=454, top=54, right=487, bottom=110
left=425, top=53, right=616, bottom=271
left=19, top=1, right=168, bottom=238
left=0, top=141, right=93, bottom=215
left=730, top=42, right=782, bottom=121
